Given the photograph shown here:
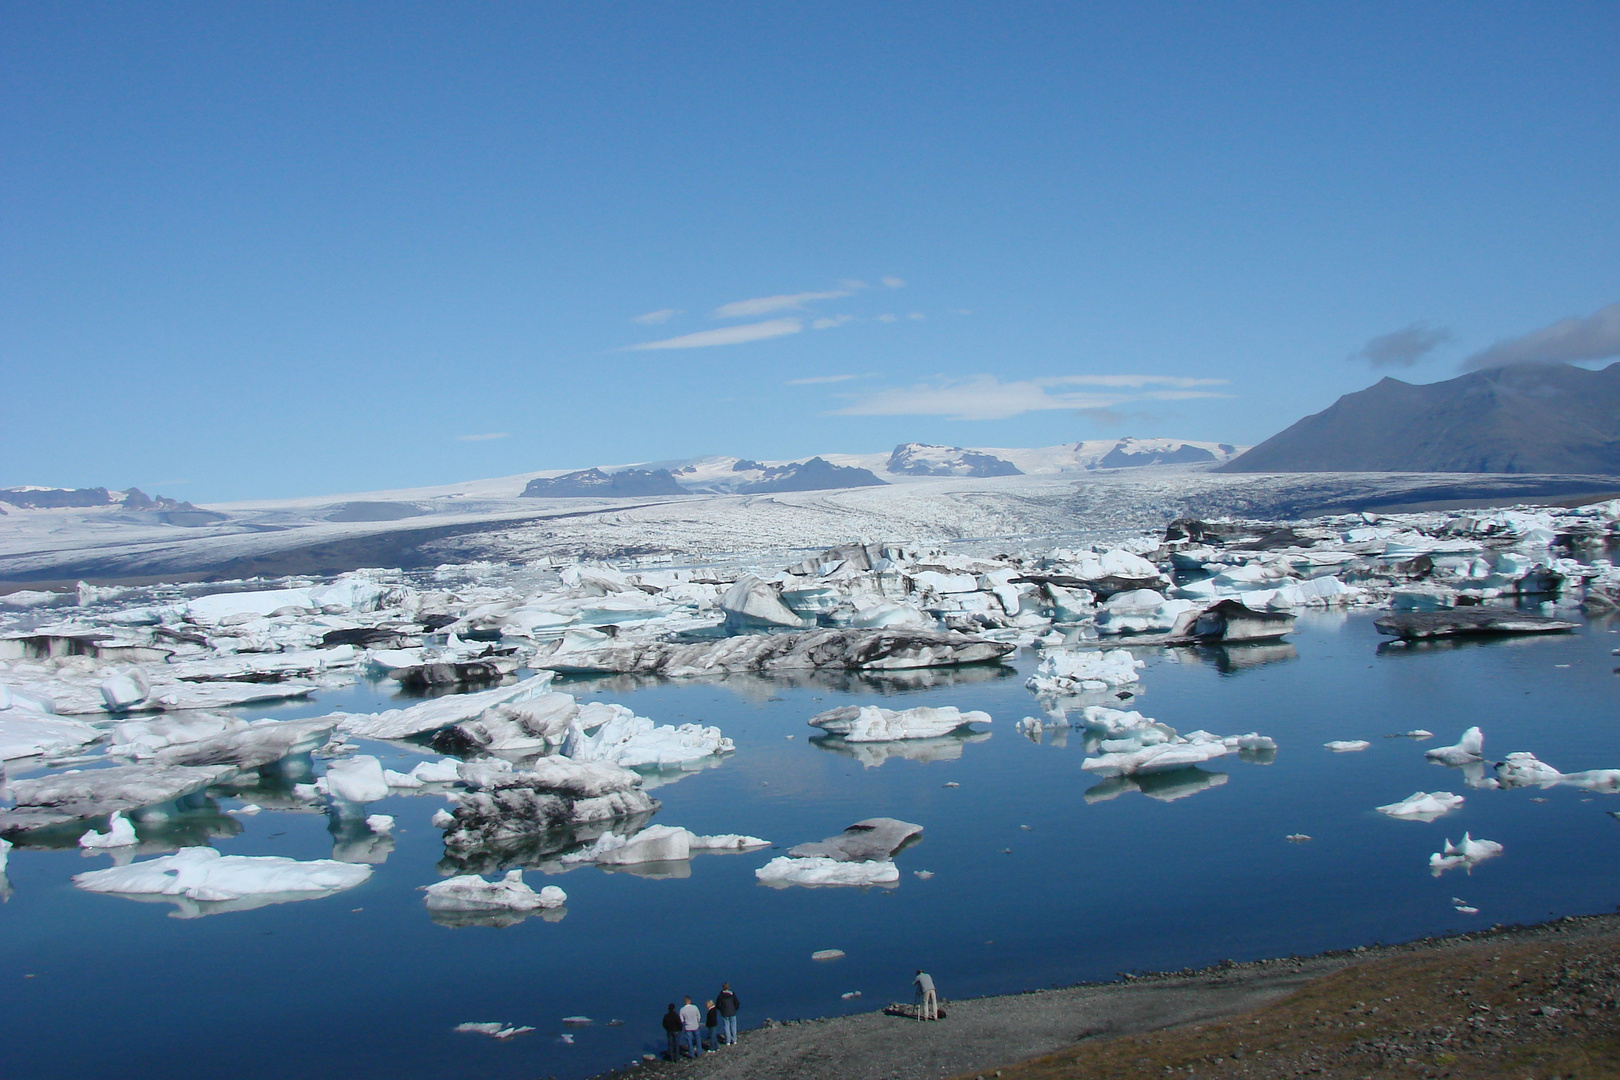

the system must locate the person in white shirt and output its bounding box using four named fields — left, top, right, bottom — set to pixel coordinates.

left=913, top=970, right=937, bottom=1020
left=678, top=996, right=703, bottom=1056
